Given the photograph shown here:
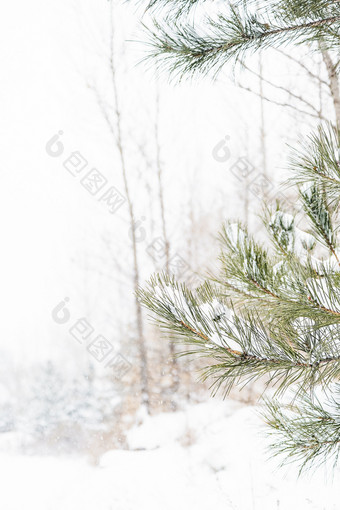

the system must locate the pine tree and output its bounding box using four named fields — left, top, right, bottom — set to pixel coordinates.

left=138, top=0, right=340, bottom=80
left=136, top=0, right=340, bottom=472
